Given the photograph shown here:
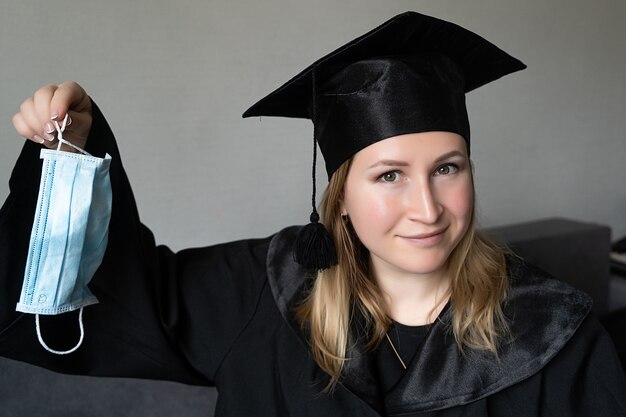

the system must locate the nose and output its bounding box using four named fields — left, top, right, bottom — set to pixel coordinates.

left=405, top=179, right=442, bottom=224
